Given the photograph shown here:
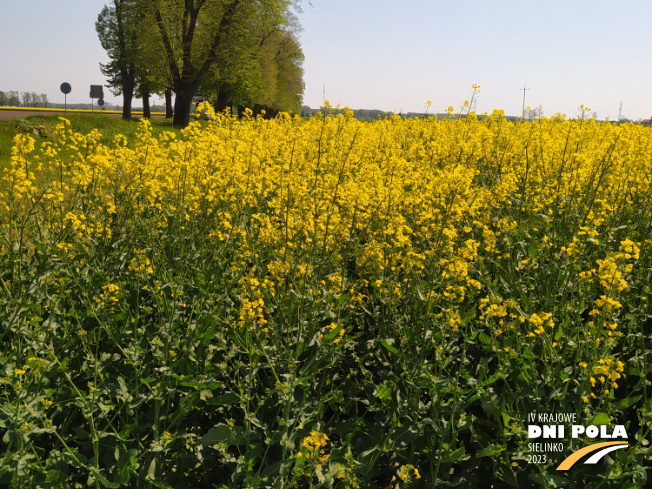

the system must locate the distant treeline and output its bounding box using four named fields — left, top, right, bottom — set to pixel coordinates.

left=0, top=90, right=167, bottom=113
left=300, top=106, right=411, bottom=120
left=0, top=91, right=49, bottom=107
left=299, top=106, right=652, bottom=124
left=300, top=106, right=525, bottom=121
